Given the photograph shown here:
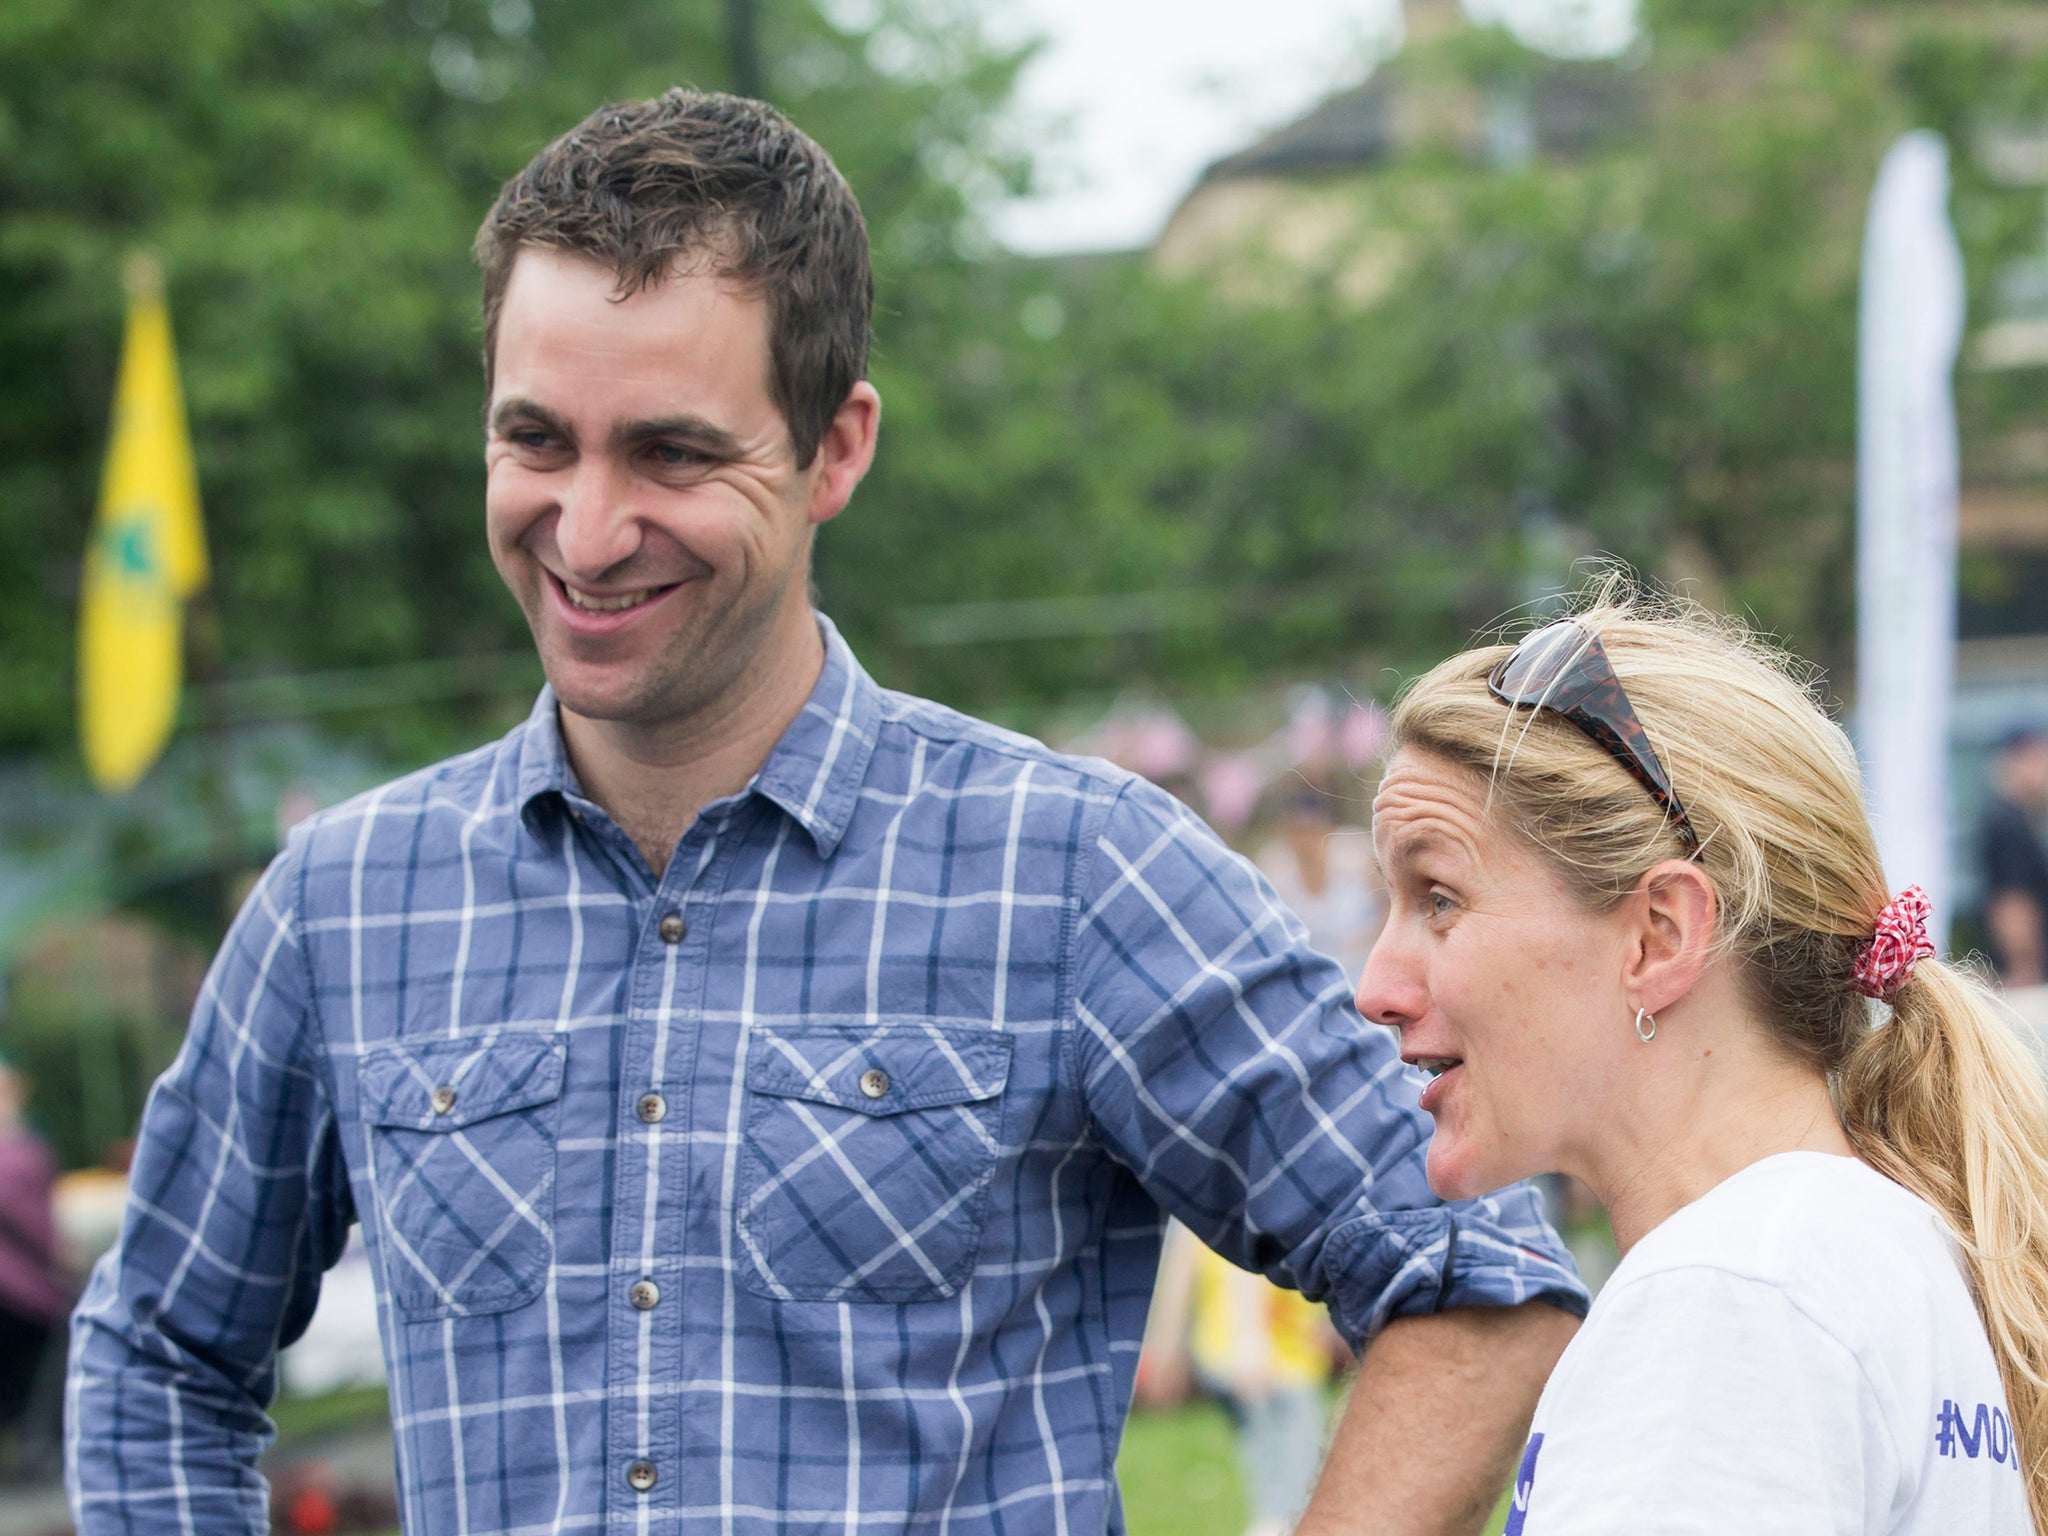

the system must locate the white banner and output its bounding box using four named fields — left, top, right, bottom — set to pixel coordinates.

left=1857, top=131, right=1965, bottom=950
